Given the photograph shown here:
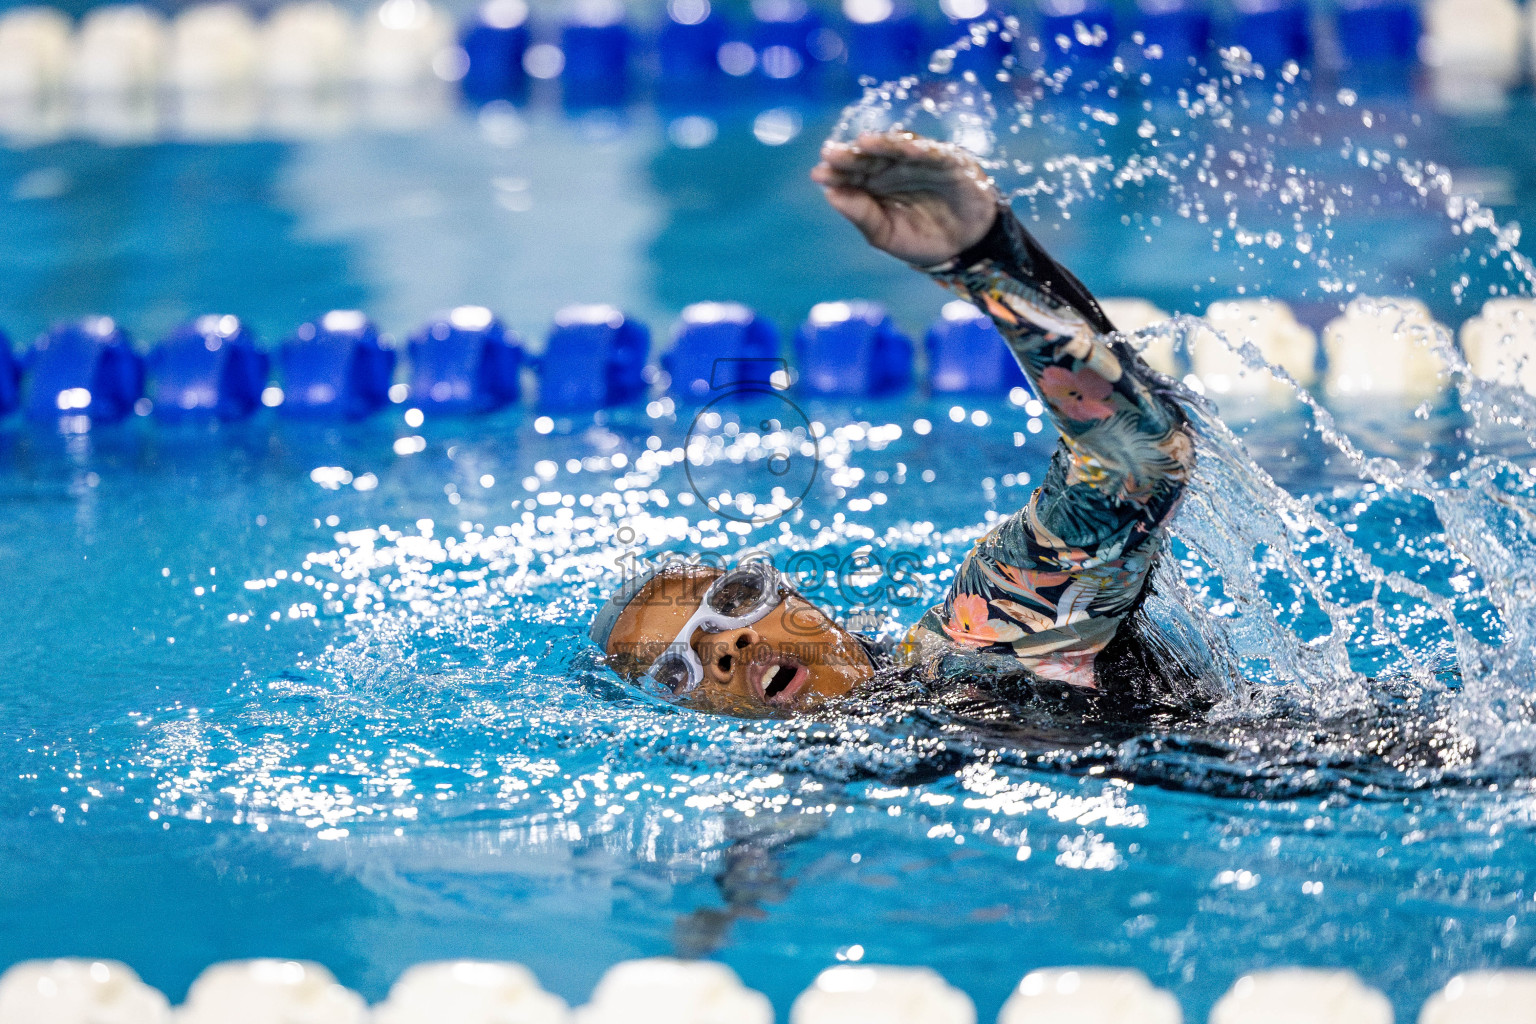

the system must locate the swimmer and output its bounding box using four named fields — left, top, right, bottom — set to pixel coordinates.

left=589, top=129, right=1198, bottom=716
